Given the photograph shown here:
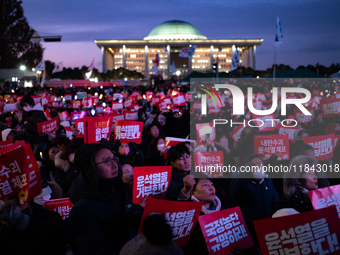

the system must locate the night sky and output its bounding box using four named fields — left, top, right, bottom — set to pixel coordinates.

left=22, top=0, right=340, bottom=72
